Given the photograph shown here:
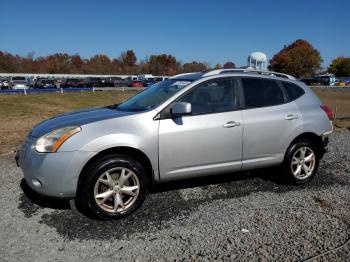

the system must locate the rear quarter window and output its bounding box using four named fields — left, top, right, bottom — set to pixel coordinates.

left=241, top=78, right=285, bottom=108
left=282, top=81, right=305, bottom=101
